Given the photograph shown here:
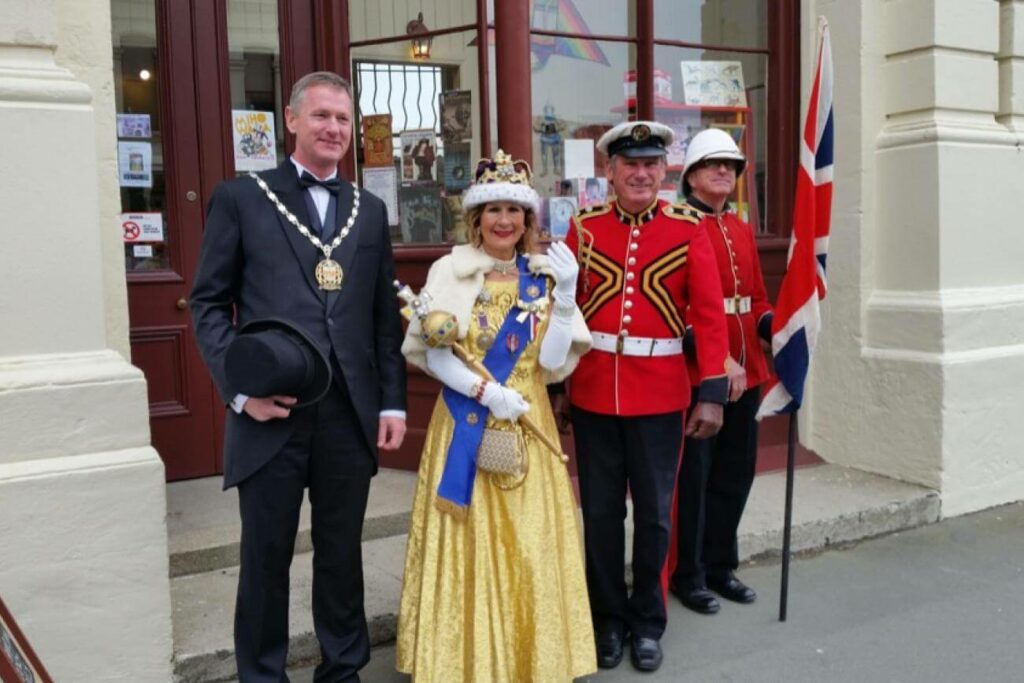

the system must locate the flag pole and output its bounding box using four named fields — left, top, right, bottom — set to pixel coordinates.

left=779, top=409, right=798, bottom=621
